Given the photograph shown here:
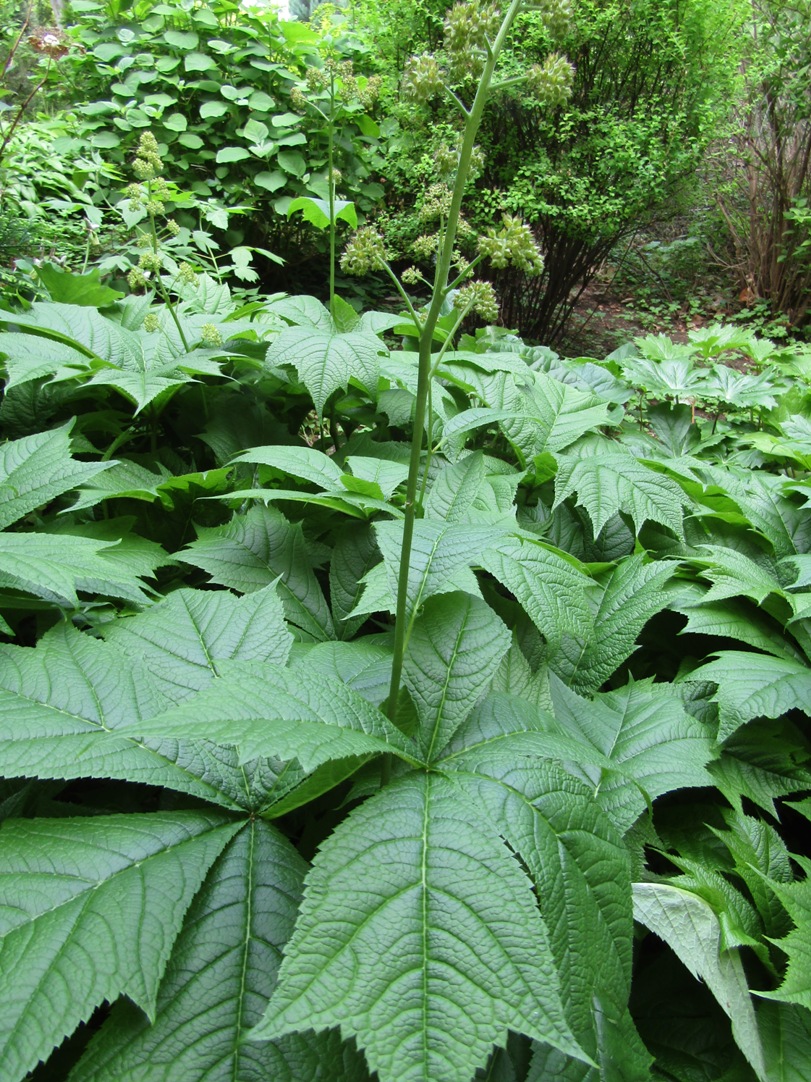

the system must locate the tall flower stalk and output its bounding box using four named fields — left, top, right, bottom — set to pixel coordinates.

left=341, top=0, right=573, bottom=727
